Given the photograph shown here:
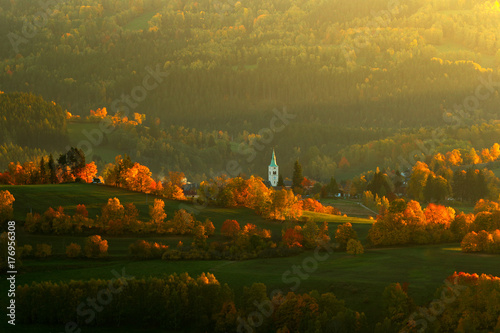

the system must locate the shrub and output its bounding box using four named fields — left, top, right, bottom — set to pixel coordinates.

left=84, top=235, right=108, bottom=258
left=221, top=219, right=241, bottom=238
left=335, top=223, right=358, bottom=250
left=66, top=243, right=82, bottom=258
left=35, top=243, right=52, bottom=258
left=129, top=239, right=169, bottom=259
left=346, top=239, right=364, bottom=255
left=0, top=190, right=15, bottom=228
left=461, top=229, right=500, bottom=253
left=20, top=244, right=33, bottom=258
left=282, top=226, right=304, bottom=248
left=203, top=219, right=215, bottom=236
